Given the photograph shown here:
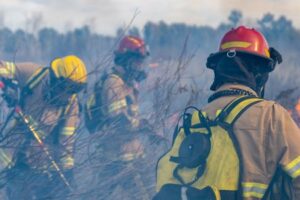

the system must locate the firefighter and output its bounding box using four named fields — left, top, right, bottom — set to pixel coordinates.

left=0, top=55, right=87, bottom=199
left=85, top=36, right=151, bottom=199
left=155, top=26, right=300, bottom=200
